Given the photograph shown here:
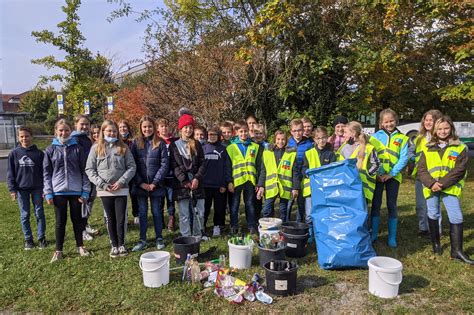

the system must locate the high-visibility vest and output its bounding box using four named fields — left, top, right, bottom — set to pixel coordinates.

left=369, top=132, right=409, bottom=183
left=226, top=142, right=259, bottom=187
left=302, top=148, right=322, bottom=197
left=337, top=143, right=377, bottom=202
left=262, top=150, right=296, bottom=199
left=422, top=143, right=467, bottom=198
left=411, top=135, right=427, bottom=178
